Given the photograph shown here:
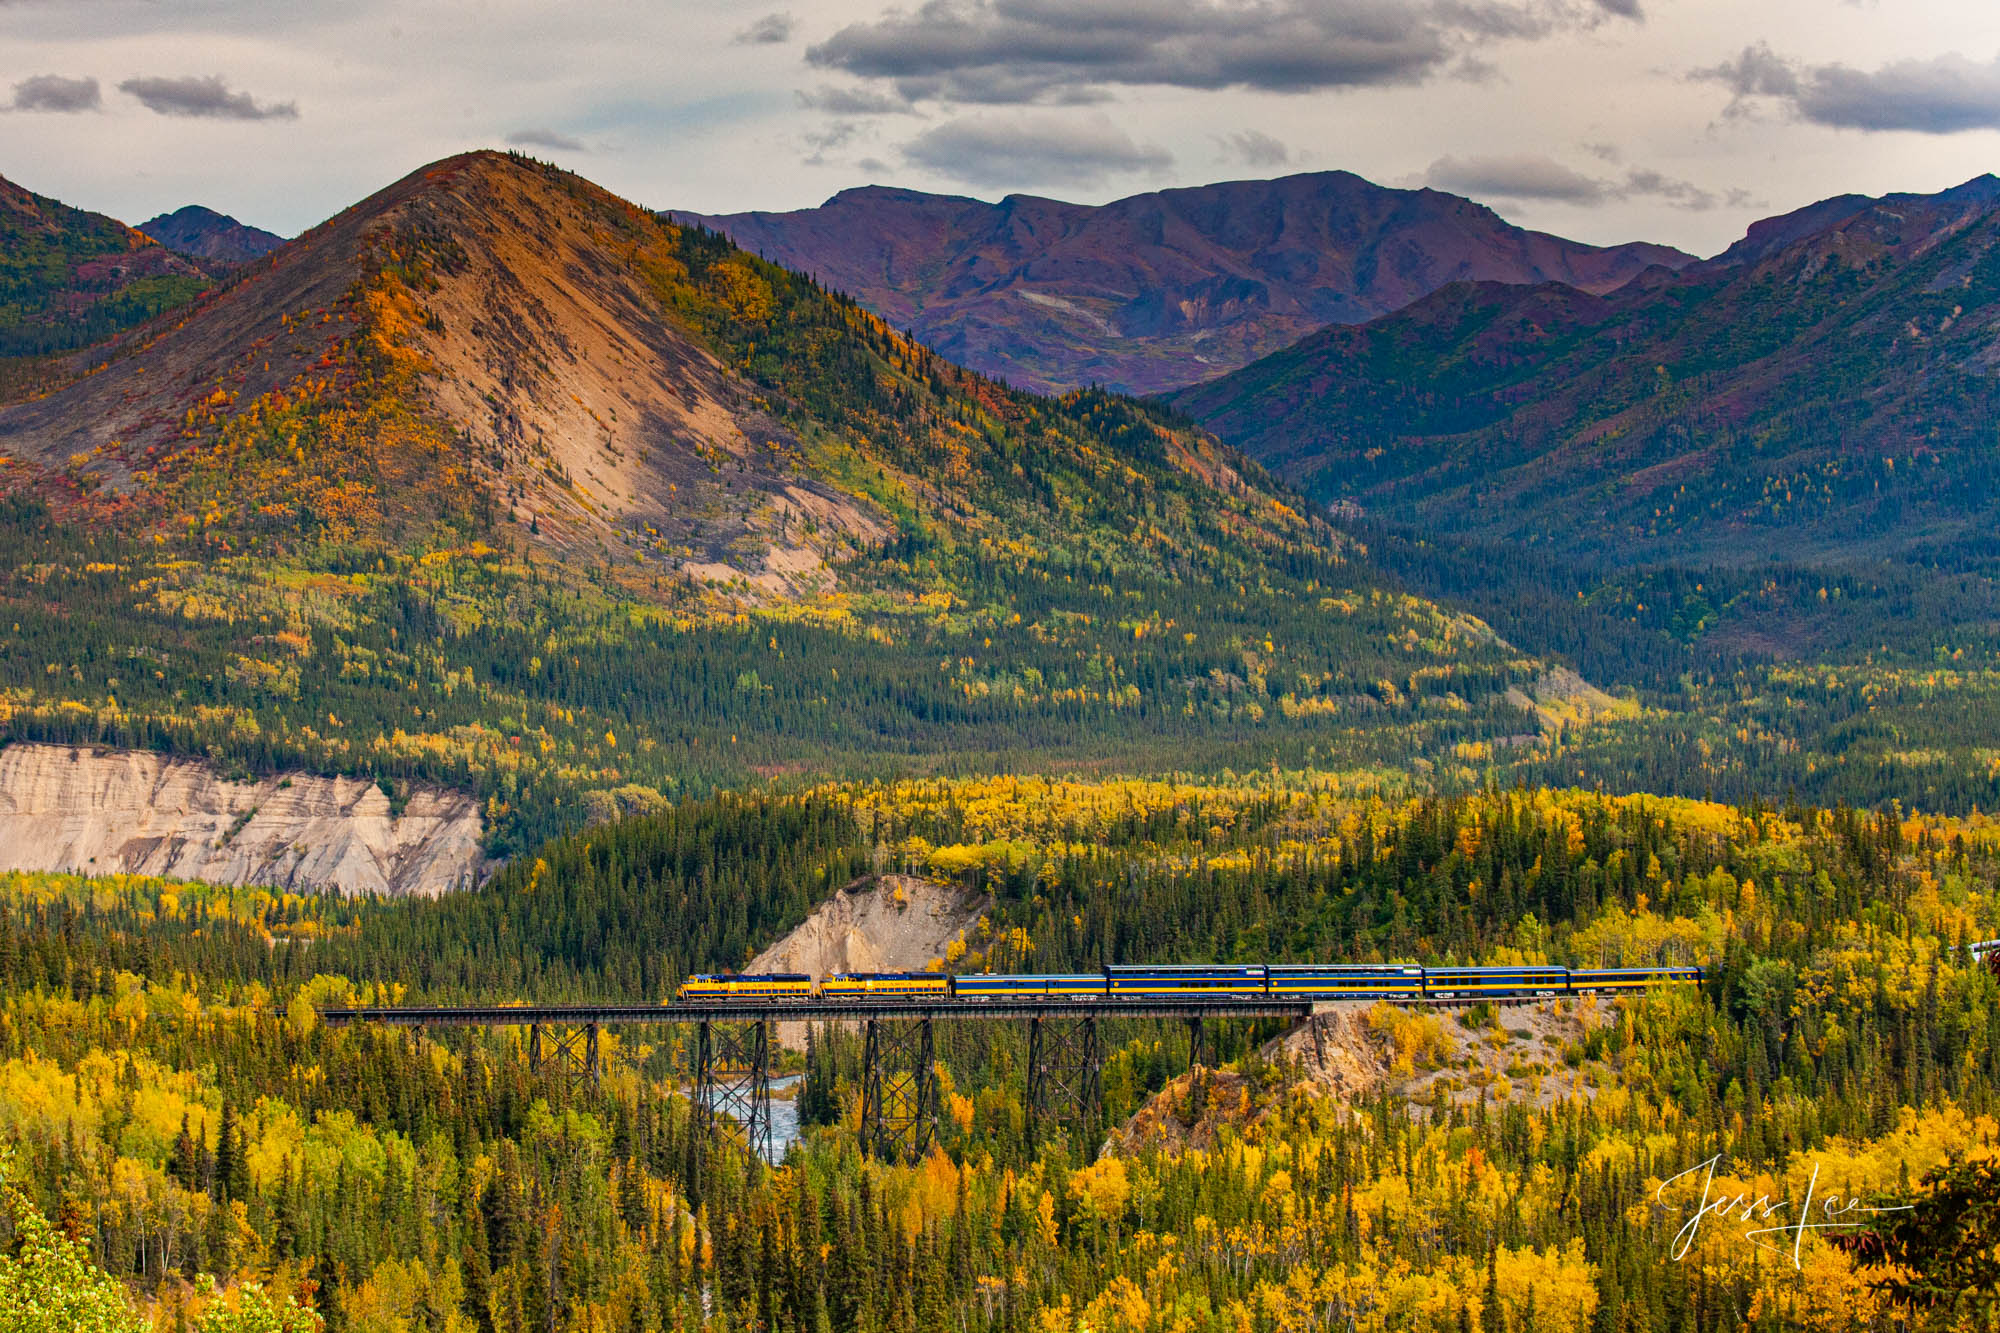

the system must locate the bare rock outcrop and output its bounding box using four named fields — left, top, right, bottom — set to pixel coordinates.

left=0, top=743, right=487, bottom=896
left=747, top=873, right=987, bottom=1046
left=1115, top=998, right=1612, bottom=1154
